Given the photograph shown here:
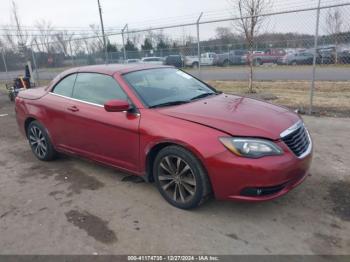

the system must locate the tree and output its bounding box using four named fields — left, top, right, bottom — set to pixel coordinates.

left=107, top=40, right=118, bottom=52
left=54, top=31, right=74, bottom=55
left=11, top=0, right=29, bottom=54
left=231, top=0, right=272, bottom=93
left=35, top=20, right=55, bottom=53
left=89, top=24, right=105, bottom=52
left=325, top=8, right=344, bottom=63
left=141, top=38, right=153, bottom=51
left=125, top=39, right=138, bottom=52
left=157, top=39, right=169, bottom=50
left=215, top=27, right=236, bottom=45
